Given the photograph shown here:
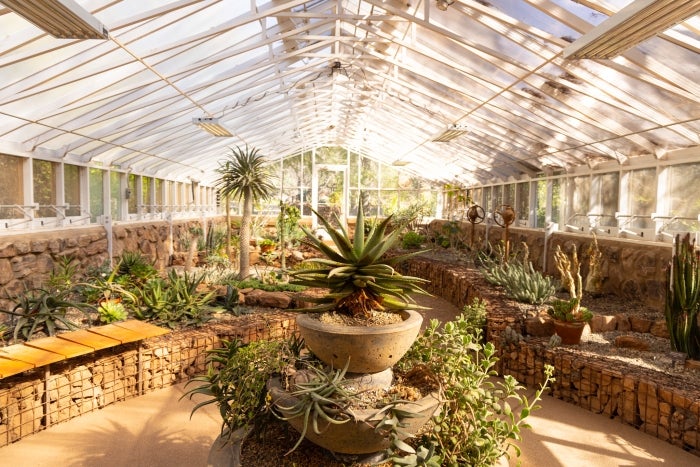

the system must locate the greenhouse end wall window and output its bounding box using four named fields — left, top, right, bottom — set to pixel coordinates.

left=33, top=159, right=57, bottom=218
left=64, top=164, right=81, bottom=217
left=0, top=154, right=24, bottom=220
